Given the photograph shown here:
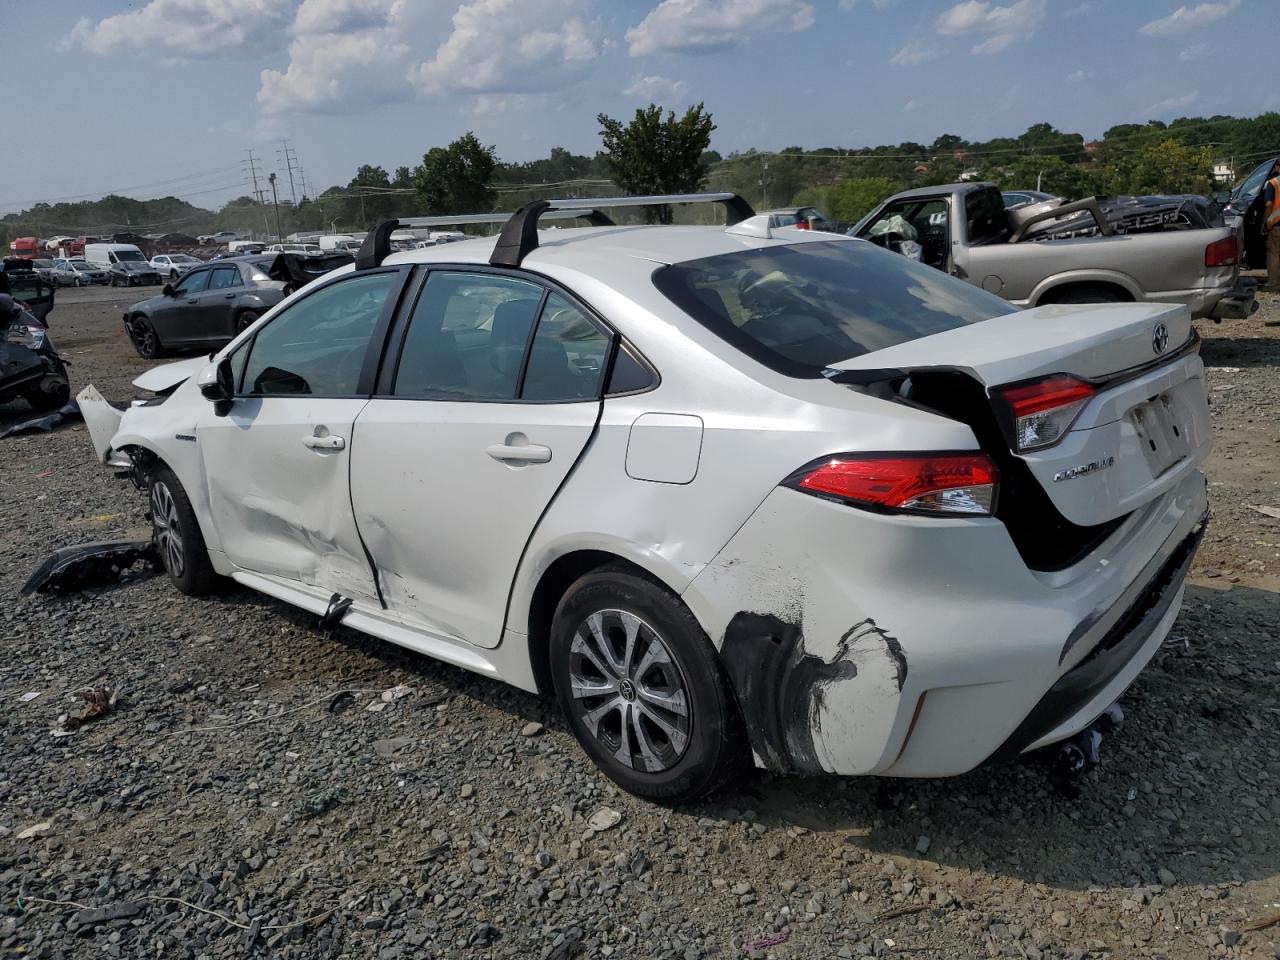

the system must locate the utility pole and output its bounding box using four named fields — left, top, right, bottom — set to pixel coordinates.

left=279, top=140, right=299, bottom=206
left=243, top=149, right=265, bottom=205
left=760, top=158, right=769, bottom=208
left=268, top=173, right=283, bottom=240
